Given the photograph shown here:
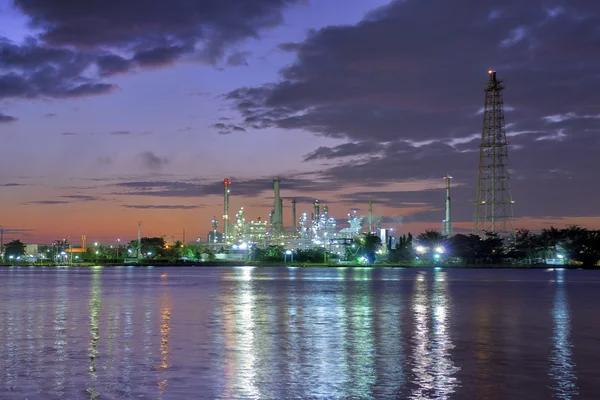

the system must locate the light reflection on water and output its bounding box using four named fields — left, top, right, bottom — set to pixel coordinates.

left=549, top=269, right=578, bottom=399
left=0, top=267, right=598, bottom=398
left=410, top=270, right=459, bottom=400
